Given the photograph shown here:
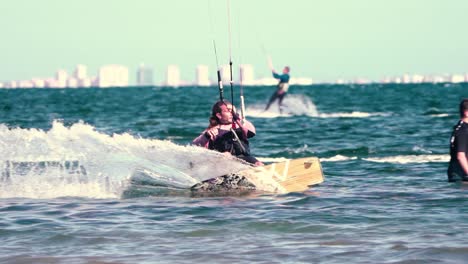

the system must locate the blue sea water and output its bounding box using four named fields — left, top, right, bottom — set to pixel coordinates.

left=0, top=83, right=467, bottom=263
